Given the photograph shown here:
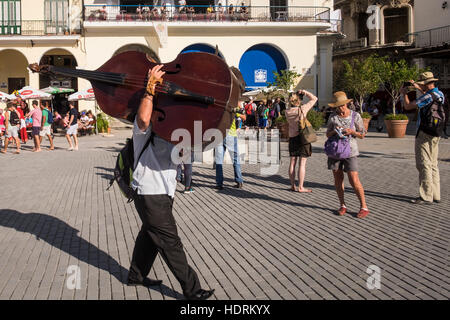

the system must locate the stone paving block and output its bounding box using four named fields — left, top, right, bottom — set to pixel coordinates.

left=0, top=130, right=448, bottom=300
